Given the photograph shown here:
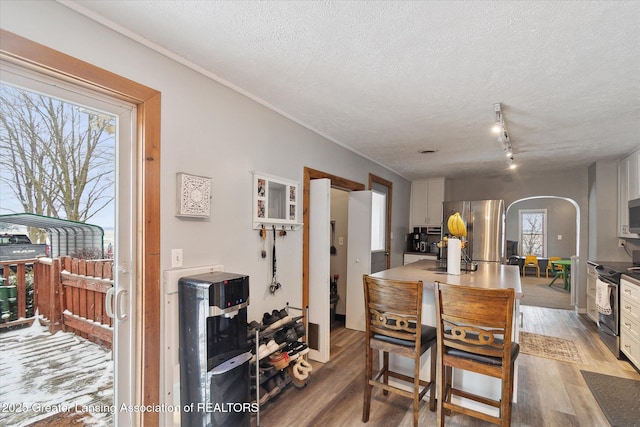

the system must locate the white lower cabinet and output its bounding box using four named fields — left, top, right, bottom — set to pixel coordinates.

left=620, top=278, right=640, bottom=369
